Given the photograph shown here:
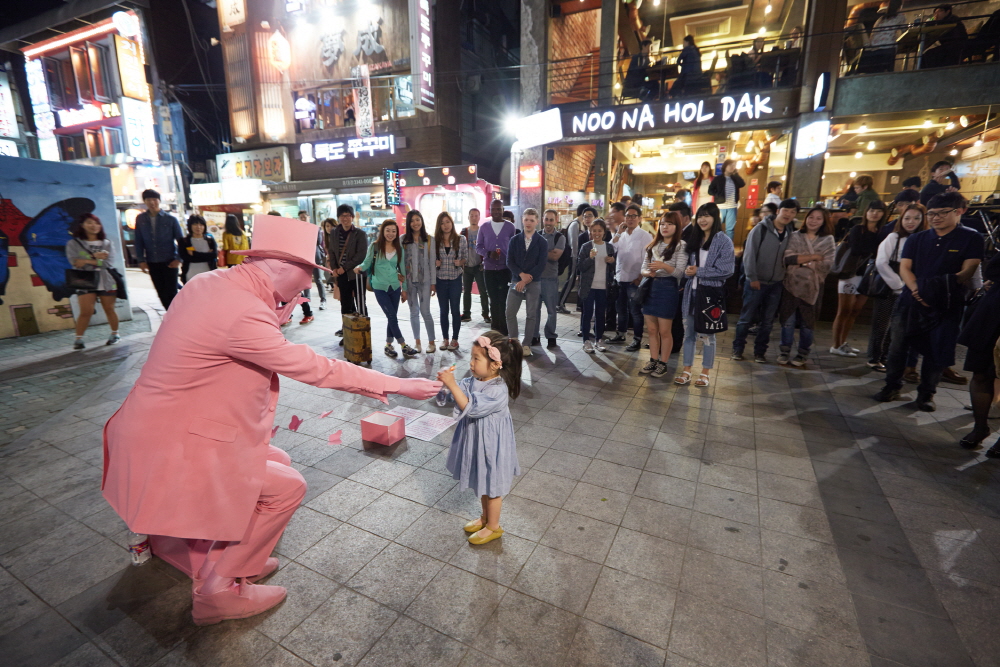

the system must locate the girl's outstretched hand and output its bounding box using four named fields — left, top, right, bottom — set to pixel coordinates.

left=437, top=365, right=456, bottom=385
